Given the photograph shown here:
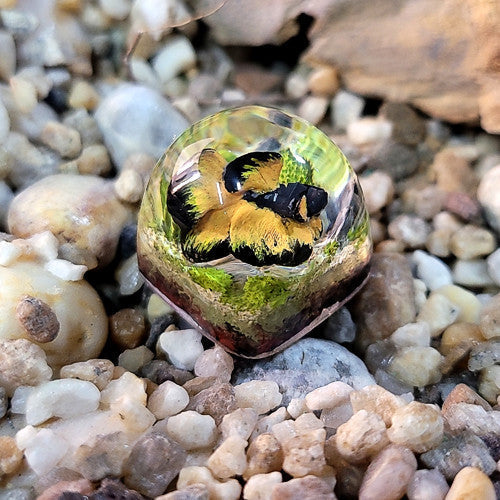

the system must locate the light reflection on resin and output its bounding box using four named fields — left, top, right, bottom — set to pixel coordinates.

left=137, top=105, right=372, bottom=358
